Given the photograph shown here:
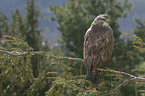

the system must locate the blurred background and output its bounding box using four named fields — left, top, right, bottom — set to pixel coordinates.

left=0, top=0, right=145, bottom=48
